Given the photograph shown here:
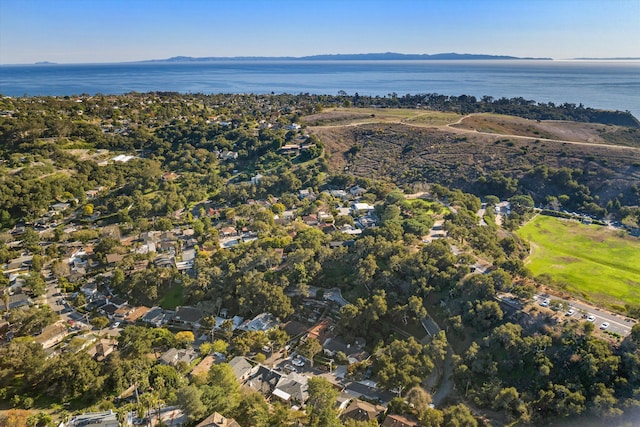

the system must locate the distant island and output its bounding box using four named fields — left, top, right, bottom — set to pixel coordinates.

left=141, top=52, right=552, bottom=62
left=34, top=61, right=57, bottom=65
